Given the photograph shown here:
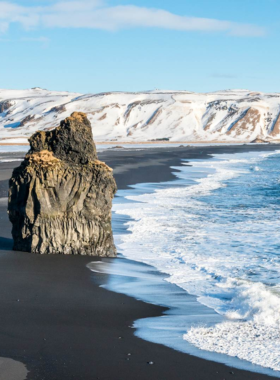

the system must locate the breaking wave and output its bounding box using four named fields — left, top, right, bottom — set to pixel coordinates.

left=114, top=150, right=280, bottom=372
